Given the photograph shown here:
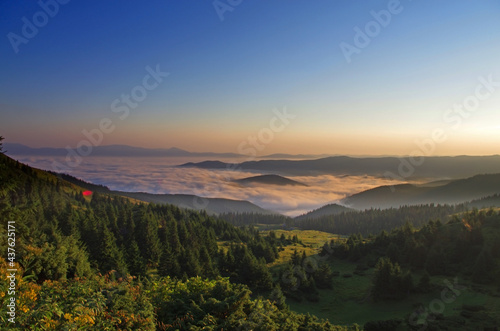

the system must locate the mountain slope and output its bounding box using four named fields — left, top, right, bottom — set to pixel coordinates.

left=295, top=203, right=353, bottom=221
left=342, top=173, right=500, bottom=209
left=113, top=191, right=275, bottom=215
